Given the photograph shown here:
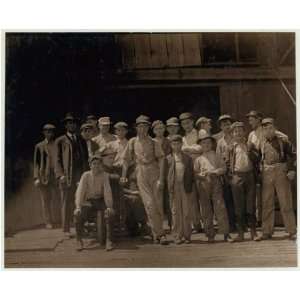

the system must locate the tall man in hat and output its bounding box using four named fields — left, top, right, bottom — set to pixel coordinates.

left=93, top=117, right=116, bottom=149
left=179, top=112, right=202, bottom=232
left=121, top=115, right=168, bottom=245
left=55, top=113, right=89, bottom=237
left=216, top=114, right=236, bottom=231
left=258, top=118, right=296, bottom=241
left=34, top=124, right=58, bottom=229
